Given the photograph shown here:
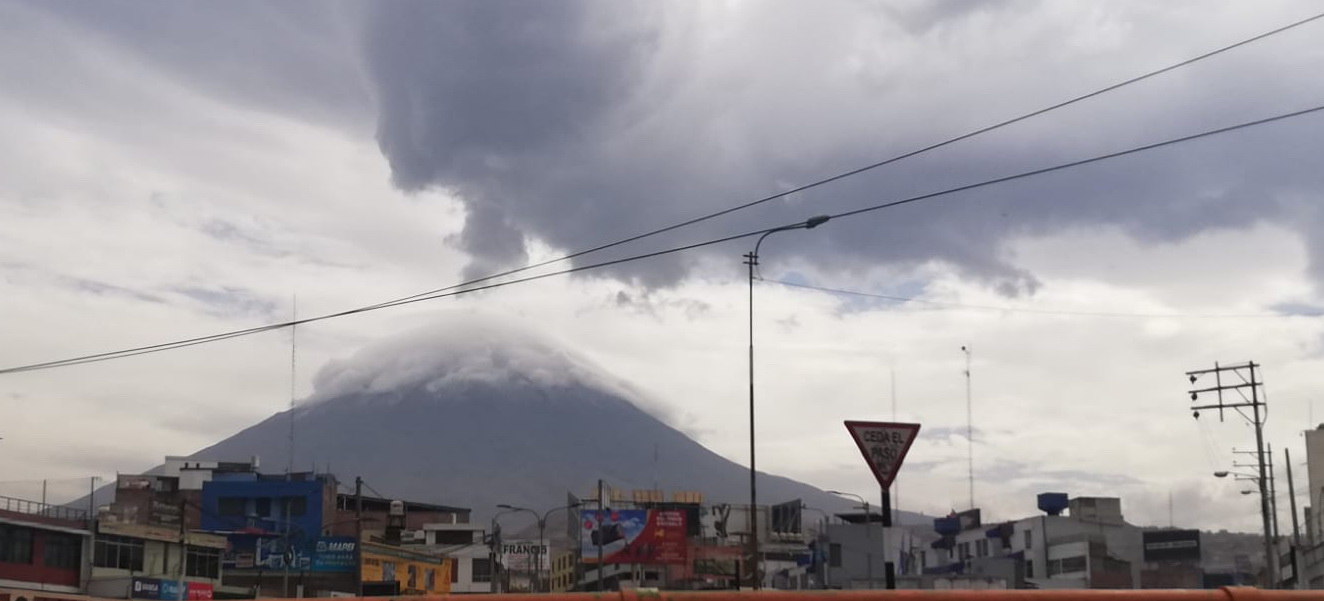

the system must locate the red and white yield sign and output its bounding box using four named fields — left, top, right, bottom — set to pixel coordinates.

left=844, top=421, right=921, bottom=490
